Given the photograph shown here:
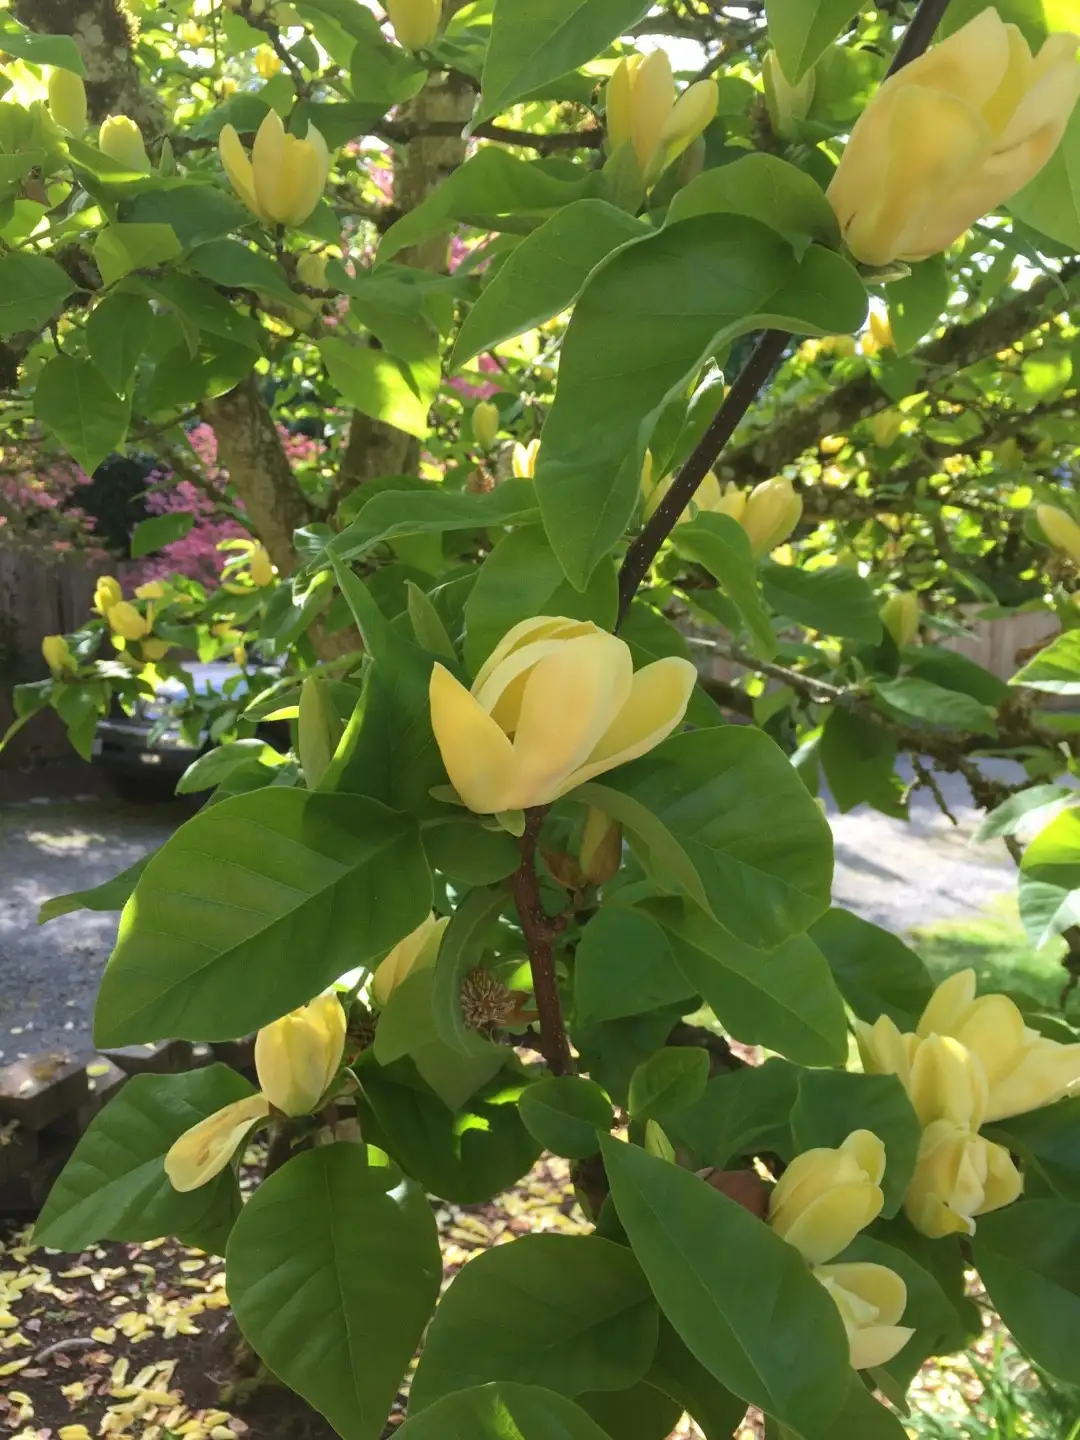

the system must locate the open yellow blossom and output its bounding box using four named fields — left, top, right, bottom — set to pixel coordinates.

left=607, top=50, right=718, bottom=185
left=219, top=109, right=330, bottom=227
left=904, top=1118, right=1023, bottom=1238
left=372, top=912, right=449, bottom=1005
left=814, top=1263, right=914, bottom=1370
left=513, top=438, right=540, bottom=478
left=767, top=1129, right=885, bottom=1264
left=93, top=576, right=123, bottom=615
left=429, top=617, right=696, bottom=814
left=107, top=602, right=151, bottom=642
left=42, top=634, right=75, bottom=675
left=827, top=9, right=1080, bottom=265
